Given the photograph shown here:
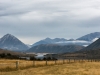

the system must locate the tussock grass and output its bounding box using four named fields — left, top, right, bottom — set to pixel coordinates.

left=1, top=62, right=100, bottom=75
left=0, top=59, right=100, bottom=75
left=0, top=59, right=66, bottom=72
